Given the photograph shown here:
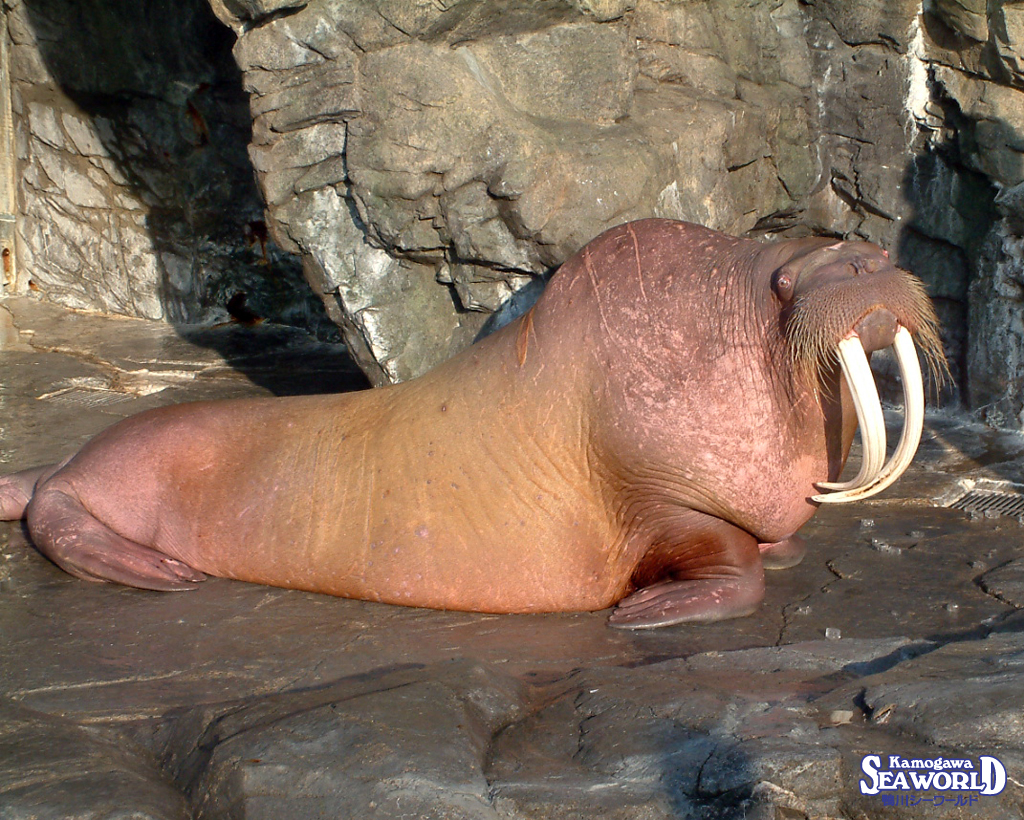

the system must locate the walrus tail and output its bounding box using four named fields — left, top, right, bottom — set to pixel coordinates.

left=23, top=483, right=207, bottom=591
